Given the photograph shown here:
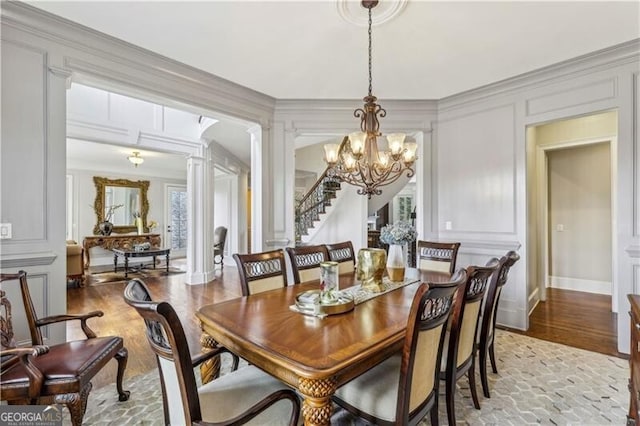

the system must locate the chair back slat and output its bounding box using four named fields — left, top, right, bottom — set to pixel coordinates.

left=285, top=245, right=329, bottom=284
left=233, top=249, right=288, bottom=296
left=417, top=241, right=461, bottom=275
left=326, top=241, right=356, bottom=274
